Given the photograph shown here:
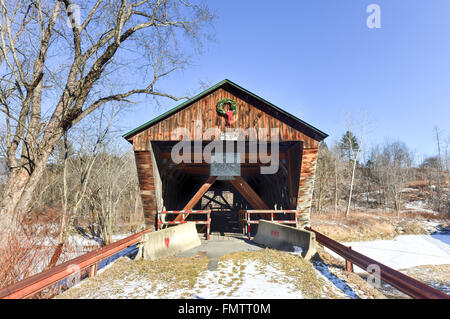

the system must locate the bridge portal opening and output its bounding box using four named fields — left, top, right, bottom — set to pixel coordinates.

left=124, top=80, right=327, bottom=238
